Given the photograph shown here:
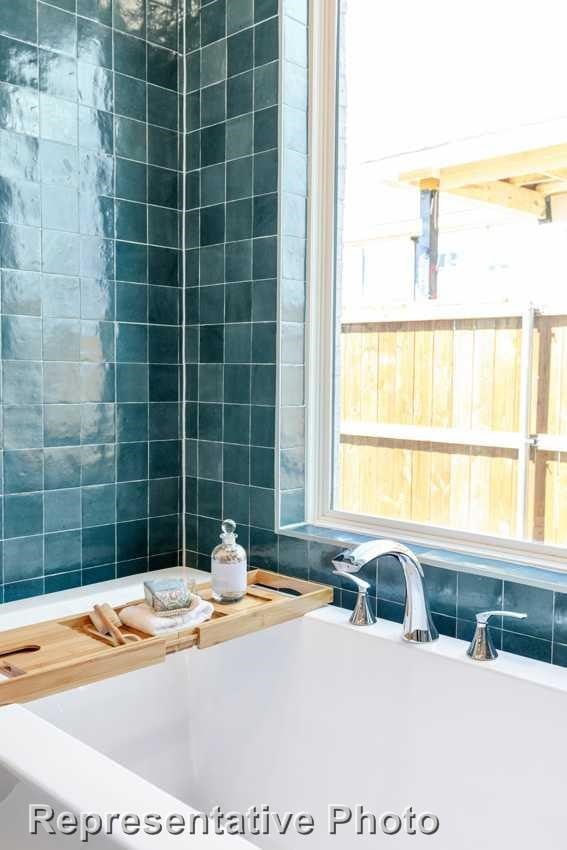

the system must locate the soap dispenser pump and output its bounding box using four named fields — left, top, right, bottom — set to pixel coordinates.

left=211, top=519, right=248, bottom=603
